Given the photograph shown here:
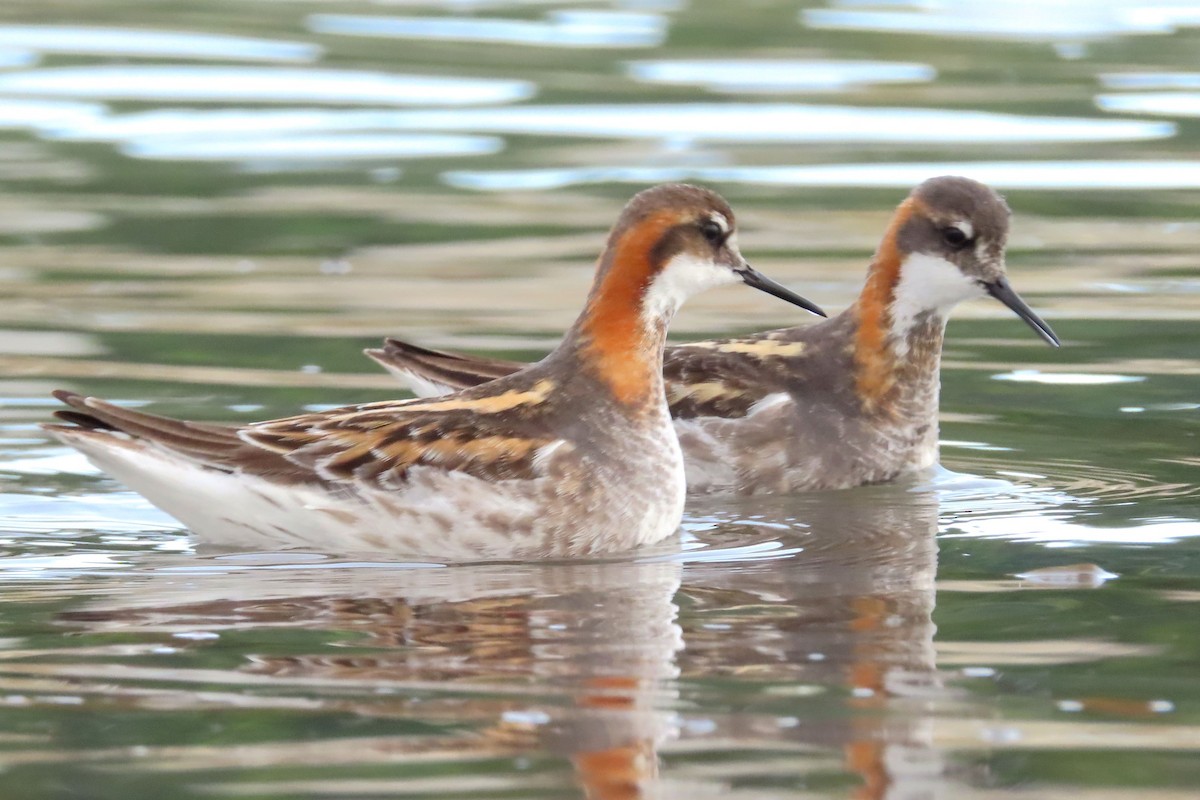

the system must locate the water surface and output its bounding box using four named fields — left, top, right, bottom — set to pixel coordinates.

left=0, top=1, right=1197, bottom=797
